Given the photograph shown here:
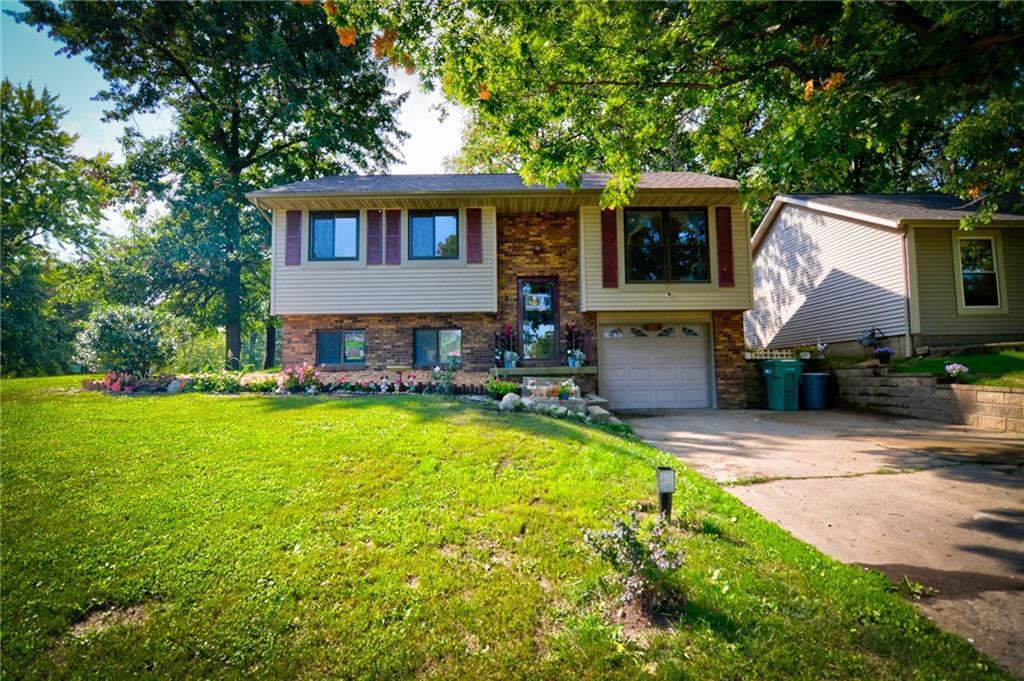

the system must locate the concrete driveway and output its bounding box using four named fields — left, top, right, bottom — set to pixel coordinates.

left=625, top=409, right=1024, bottom=677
